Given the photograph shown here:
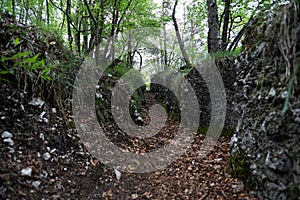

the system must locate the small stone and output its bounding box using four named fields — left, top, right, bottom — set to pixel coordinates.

left=281, top=91, right=288, bottom=99
left=250, top=164, right=257, bottom=170
left=1, top=131, right=13, bottom=138
left=131, top=194, right=138, bottom=199
left=39, top=170, right=48, bottom=179
left=29, top=98, right=45, bottom=107
left=136, top=116, right=144, bottom=125
left=8, top=147, right=14, bottom=154
left=95, top=92, right=102, bottom=99
left=230, top=134, right=238, bottom=146
left=50, top=148, right=56, bottom=153
left=32, top=181, right=41, bottom=188
left=21, top=167, right=32, bottom=176
left=214, top=158, right=222, bottom=162
left=3, top=138, right=14, bottom=146
left=113, top=168, right=121, bottom=181
left=43, top=152, right=51, bottom=161
left=43, top=118, right=49, bottom=123
left=40, top=111, right=46, bottom=118
left=267, top=87, right=276, bottom=98
left=76, top=151, right=85, bottom=157
left=39, top=133, right=45, bottom=141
